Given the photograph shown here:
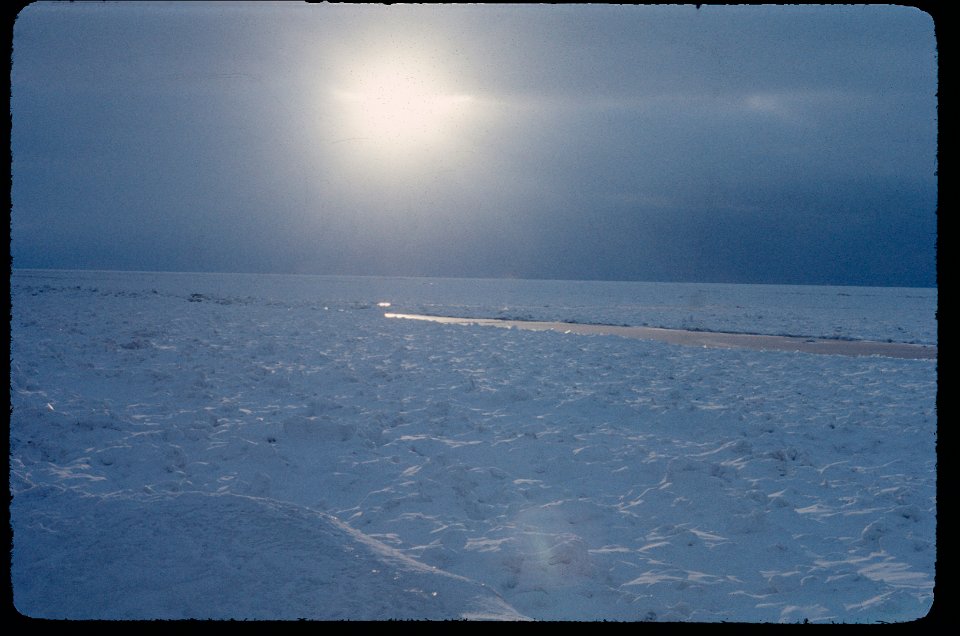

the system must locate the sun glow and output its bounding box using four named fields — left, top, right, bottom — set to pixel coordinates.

left=335, top=69, right=471, bottom=144
left=330, top=53, right=477, bottom=168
